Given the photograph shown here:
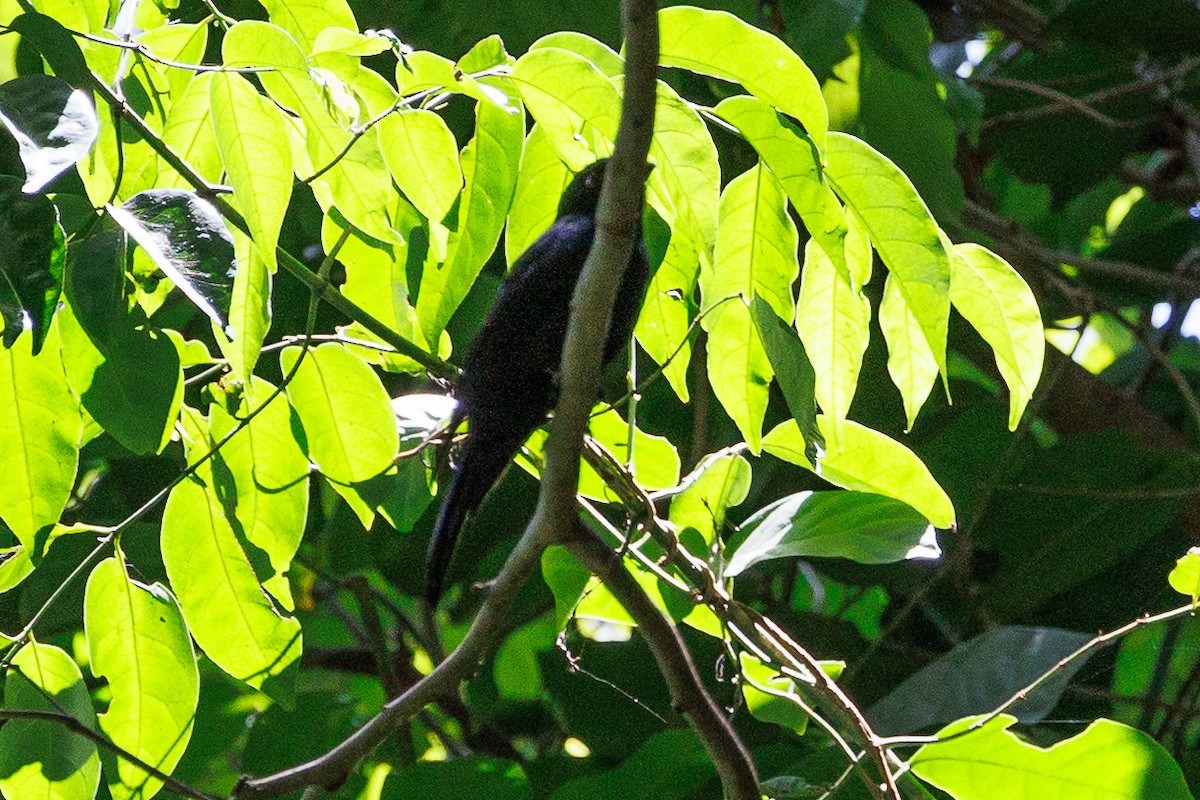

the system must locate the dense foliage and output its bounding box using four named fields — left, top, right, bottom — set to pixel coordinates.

left=0, top=0, right=1198, bottom=798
